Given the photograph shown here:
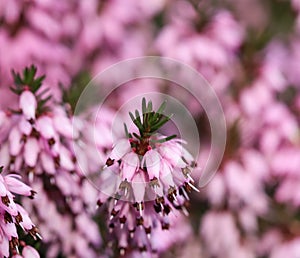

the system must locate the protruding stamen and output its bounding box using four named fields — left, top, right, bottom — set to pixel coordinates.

left=144, top=226, right=151, bottom=239
left=28, top=171, right=34, bottom=183
left=187, top=181, right=200, bottom=192
left=179, top=186, right=190, bottom=200
left=119, top=247, right=126, bottom=256
left=50, top=177, right=55, bottom=185
left=36, top=232, right=43, bottom=240
left=129, top=229, right=135, bottom=238
left=181, top=206, right=189, bottom=216
left=136, top=216, right=144, bottom=227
